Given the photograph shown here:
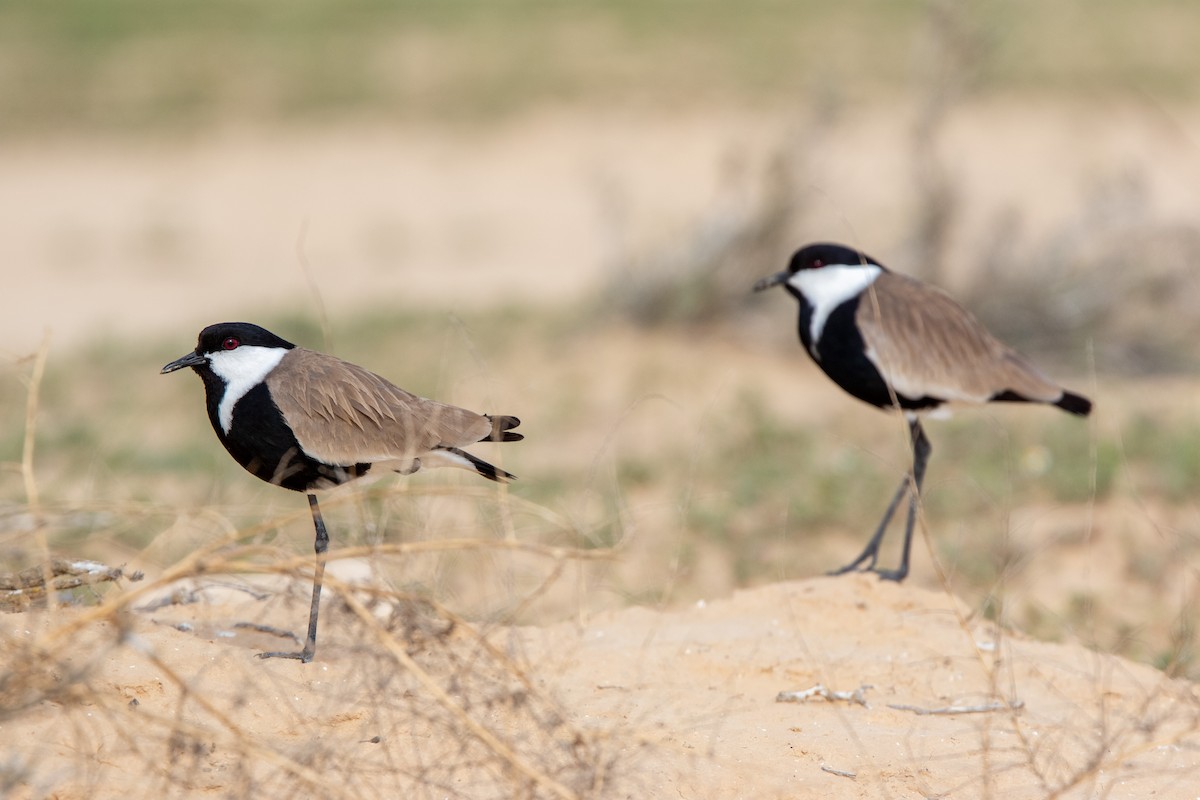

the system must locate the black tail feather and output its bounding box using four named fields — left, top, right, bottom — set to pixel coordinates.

left=990, top=388, right=1092, bottom=418
left=1055, top=391, right=1092, bottom=417
left=483, top=414, right=523, bottom=442
left=445, top=446, right=516, bottom=483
